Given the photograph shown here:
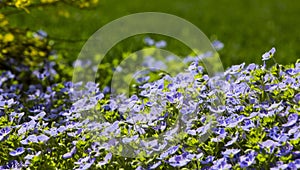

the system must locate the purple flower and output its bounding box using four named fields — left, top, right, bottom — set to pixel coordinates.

left=159, top=146, right=179, bottom=159
left=225, top=115, right=245, bottom=128
left=225, top=63, right=245, bottom=75
left=232, top=82, right=250, bottom=95
left=76, top=158, right=95, bottom=170
left=241, top=119, right=255, bottom=131
left=201, top=156, right=215, bottom=164
left=292, top=131, right=300, bottom=140
left=262, top=47, right=276, bottom=61
left=294, top=159, right=300, bottom=169
left=24, top=151, right=41, bottom=160
left=85, top=82, right=99, bottom=93
left=212, top=127, right=227, bottom=142
left=213, top=127, right=226, bottom=135
left=277, top=143, right=293, bottom=156
left=208, top=105, right=226, bottom=114
left=166, top=92, right=183, bottom=103
left=294, top=93, right=300, bottom=103
left=152, top=121, right=167, bottom=131
left=122, top=135, right=139, bottom=143
left=148, top=161, right=161, bottom=169
left=287, top=162, right=297, bottom=169
left=10, top=112, right=25, bottom=124
left=270, top=163, right=288, bottom=170
left=103, top=121, right=119, bottom=134
left=67, top=128, right=83, bottom=137
left=63, top=146, right=77, bottom=159
left=186, top=129, right=196, bottom=136
left=196, top=153, right=204, bottom=159
left=265, top=84, right=278, bottom=91
left=18, top=124, right=28, bottom=136
left=140, top=139, right=158, bottom=150
left=58, top=125, right=67, bottom=132
left=282, top=113, right=298, bottom=127
left=260, top=140, right=281, bottom=153
left=0, top=98, right=15, bottom=108
left=0, top=160, right=23, bottom=169
left=155, top=40, right=167, bottom=48
left=9, top=147, right=25, bottom=156
left=168, top=153, right=193, bottom=167
left=271, top=159, right=300, bottom=170
left=225, top=133, right=239, bottom=147
left=212, top=40, right=224, bottom=51
left=259, top=109, right=276, bottom=118
left=21, top=134, right=49, bottom=144
left=37, top=134, right=49, bottom=142
left=0, top=127, right=11, bottom=141
left=288, top=126, right=299, bottom=136
left=286, top=67, right=300, bottom=75
left=28, top=104, right=45, bottom=113
left=136, top=76, right=150, bottom=84
left=44, top=127, right=58, bottom=136
left=21, top=135, right=38, bottom=144
left=239, top=150, right=256, bottom=168
left=34, top=29, right=47, bottom=39
left=144, top=37, right=155, bottom=46
left=75, top=156, right=90, bottom=165
left=29, top=111, right=46, bottom=121
left=246, top=63, right=257, bottom=71
left=211, top=157, right=232, bottom=170
left=196, top=123, right=212, bottom=137
left=97, top=153, right=112, bottom=166
left=222, top=148, right=240, bottom=158
left=268, top=126, right=289, bottom=142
